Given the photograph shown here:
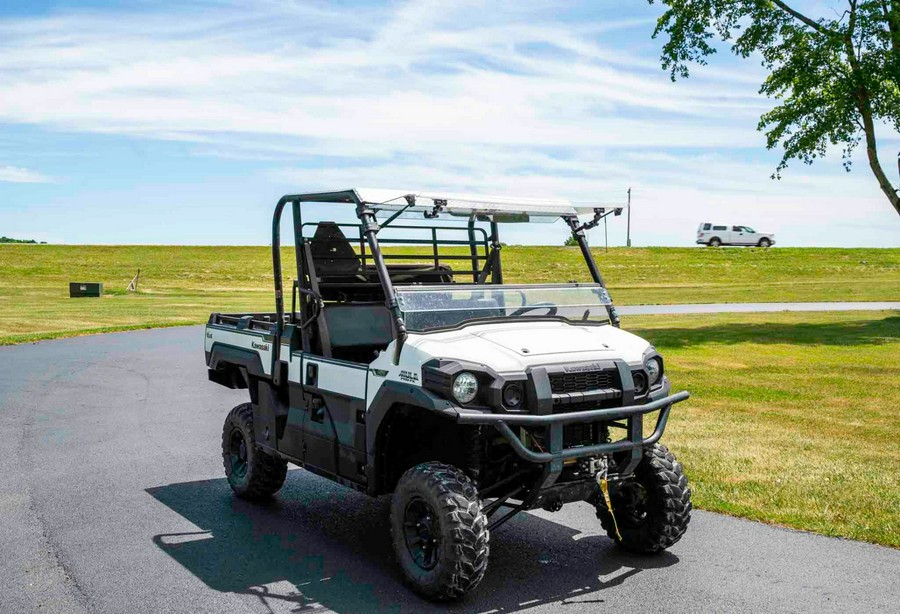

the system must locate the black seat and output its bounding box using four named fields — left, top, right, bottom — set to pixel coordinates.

left=310, top=222, right=361, bottom=276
